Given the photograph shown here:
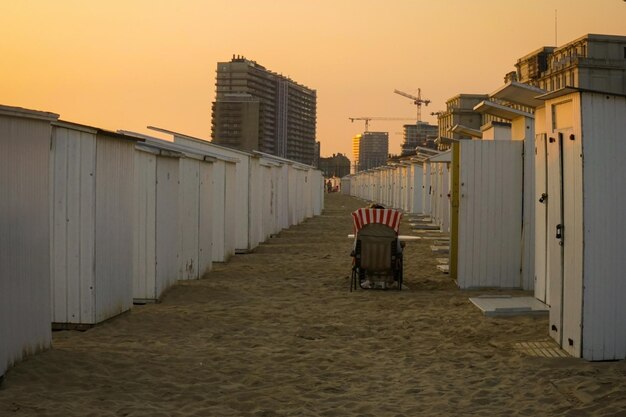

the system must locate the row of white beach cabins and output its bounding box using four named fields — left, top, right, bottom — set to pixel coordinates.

left=344, top=84, right=626, bottom=361
left=0, top=104, right=324, bottom=379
